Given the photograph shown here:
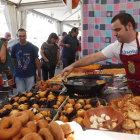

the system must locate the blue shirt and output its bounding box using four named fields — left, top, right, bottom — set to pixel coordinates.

left=61, top=34, right=79, bottom=58
left=11, top=42, right=38, bottom=78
